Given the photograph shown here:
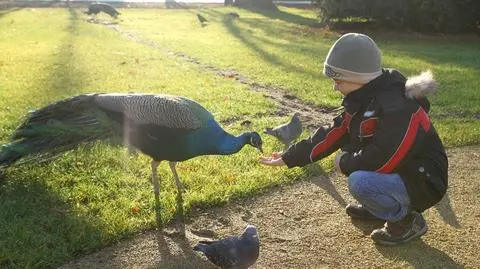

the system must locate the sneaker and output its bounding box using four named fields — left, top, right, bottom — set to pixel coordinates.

left=346, top=203, right=383, bottom=220
left=370, top=211, right=428, bottom=246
